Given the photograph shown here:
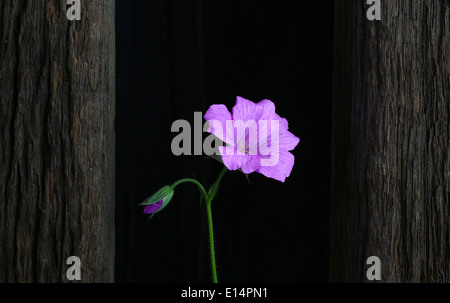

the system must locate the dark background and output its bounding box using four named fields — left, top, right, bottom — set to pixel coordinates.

left=115, top=0, right=333, bottom=282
